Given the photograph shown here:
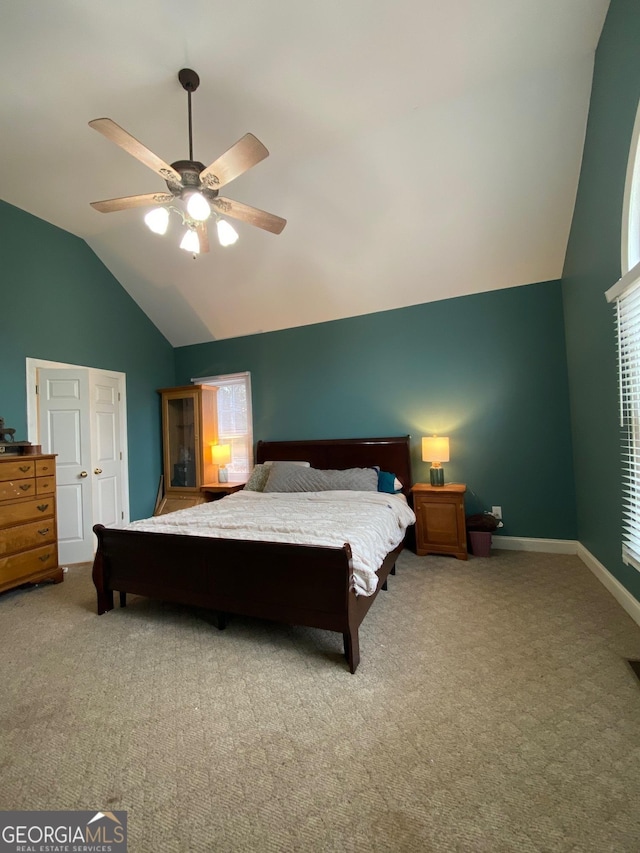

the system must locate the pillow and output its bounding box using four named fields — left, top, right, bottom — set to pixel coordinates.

left=377, top=470, right=404, bottom=494
left=264, top=465, right=378, bottom=493
left=263, top=460, right=311, bottom=467
left=244, top=461, right=311, bottom=492
left=243, top=464, right=271, bottom=492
